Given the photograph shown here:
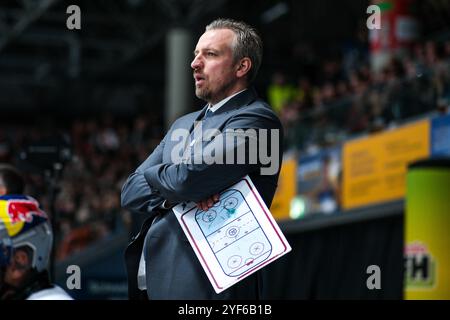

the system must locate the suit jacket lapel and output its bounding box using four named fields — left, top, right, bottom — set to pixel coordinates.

left=187, top=104, right=209, bottom=134
left=183, top=88, right=258, bottom=154
left=212, top=87, right=258, bottom=116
